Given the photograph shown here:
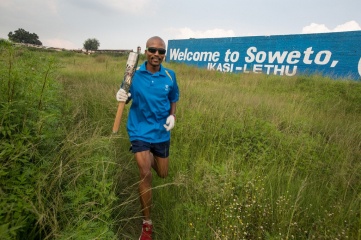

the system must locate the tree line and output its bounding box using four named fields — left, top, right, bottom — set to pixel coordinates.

left=6, top=28, right=100, bottom=51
